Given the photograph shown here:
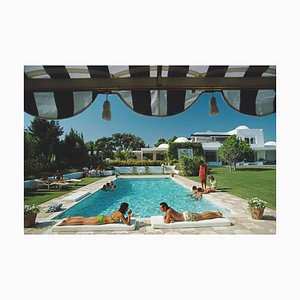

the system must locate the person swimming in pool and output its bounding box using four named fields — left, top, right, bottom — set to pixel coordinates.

left=159, top=202, right=223, bottom=224
left=191, top=185, right=198, bottom=195
left=58, top=202, right=133, bottom=226
left=194, top=187, right=204, bottom=200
